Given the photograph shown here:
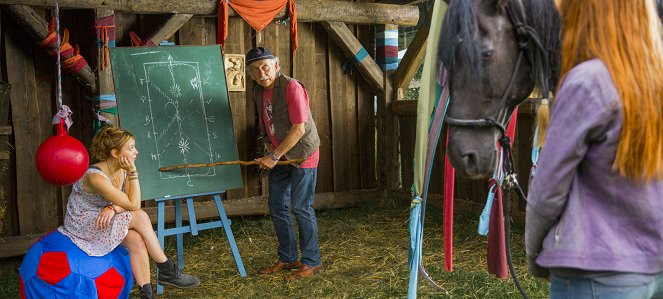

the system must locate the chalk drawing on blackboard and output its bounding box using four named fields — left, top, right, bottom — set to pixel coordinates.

left=139, top=54, right=222, bottom=187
